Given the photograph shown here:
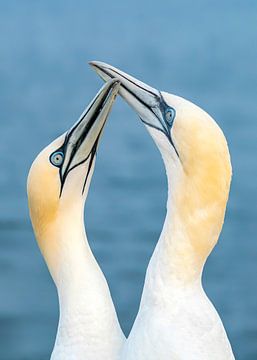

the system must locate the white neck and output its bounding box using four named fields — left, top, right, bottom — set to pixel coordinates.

left=47, top=208, right=124, bottom=359
left=142, top=151, right=224, bottom=303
